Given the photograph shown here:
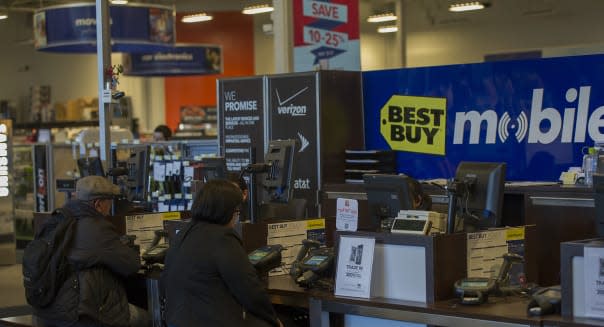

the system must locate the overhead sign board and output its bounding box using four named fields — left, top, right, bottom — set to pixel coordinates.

left=363, top=54, right=604, bottom=181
